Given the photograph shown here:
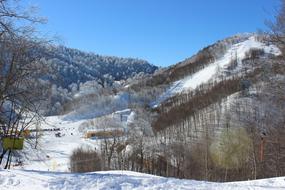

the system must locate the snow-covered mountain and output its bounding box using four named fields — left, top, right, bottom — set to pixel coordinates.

left=39, top=45, right=158, bottom=89
left=33, top=45, right=158, bottom=115
left=1, top=33, right=285, bottom=188
left=151, top=35, right=281, bottom=107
